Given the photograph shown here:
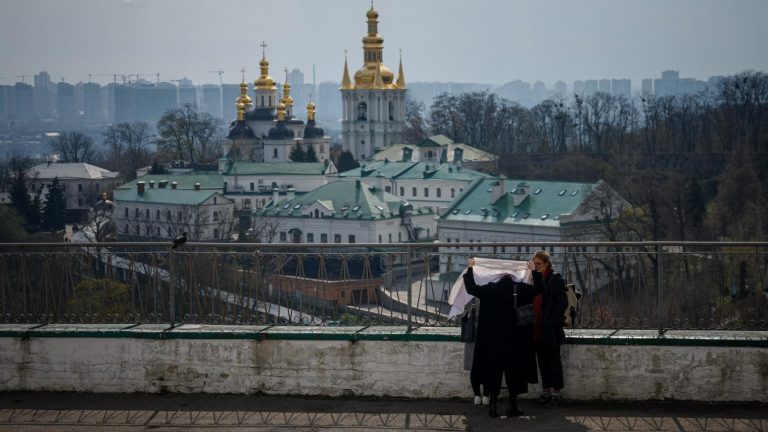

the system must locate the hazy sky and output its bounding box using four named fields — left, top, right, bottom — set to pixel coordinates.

left=1, top=0, right=766, bottom=87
